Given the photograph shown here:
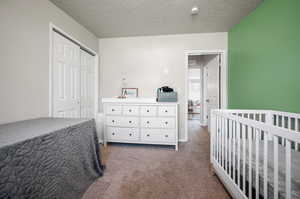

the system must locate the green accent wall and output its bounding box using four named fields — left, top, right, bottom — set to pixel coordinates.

left=229, top=0, right=300, bottom=113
